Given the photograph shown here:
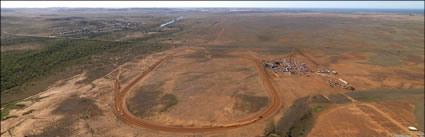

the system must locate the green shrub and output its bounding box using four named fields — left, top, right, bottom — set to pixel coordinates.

left=1, top=101, right=26, bottom=120
left=312, top=104, right=325, bottom=112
